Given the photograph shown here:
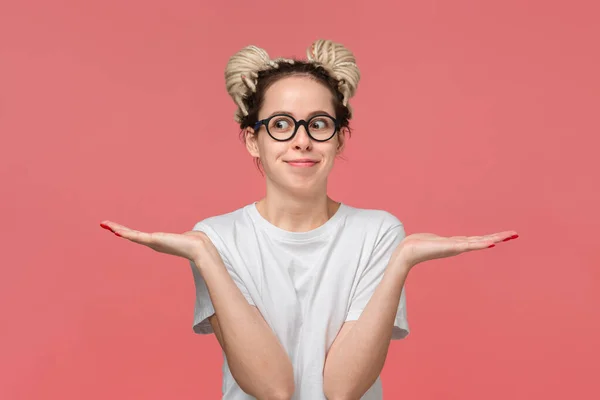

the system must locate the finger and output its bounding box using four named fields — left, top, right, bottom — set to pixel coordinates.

left=501, top=231, right=519, bottom=242
left=462, top=231, right=517, bottom=243
left=100, top=221, right=133, bottom=233
left=459, top=239, right=497, bottom=252
left=100, top=222, right=126, bottom=237
left=452, top=235, right=500, bottom=242
left=449, top=236, right=469, bottom=241
left=100, top=221, right=149, bottom=241
left=480, top=231, right=519, bottom=243
left=100, top=221, right=115, bottom=232
left=450, top=236, right=491, bottom=245
left=114, top=228, right=153, bottom=244
left=462, top=235, right=489, bottom=242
